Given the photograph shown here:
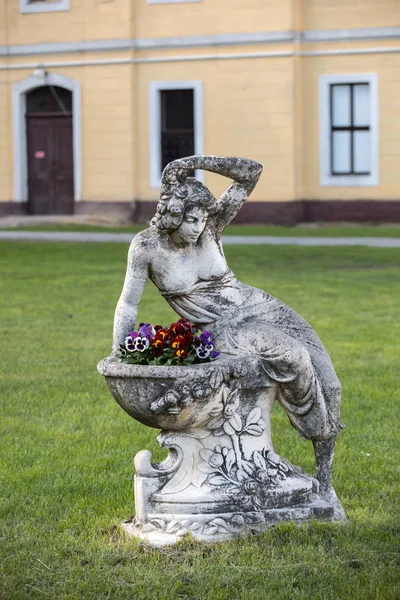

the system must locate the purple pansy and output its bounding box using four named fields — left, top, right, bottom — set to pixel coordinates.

left=138, top=323, right=156, bottom=341
left=135, top=336, right=150, bottom=352
left=118, top=344, right=127, bottom=357
left=200, top=330, right=213, bottom=345
left=125, top=335, right=138, bottom=352
left=210, top=350, right=220, bottom=360
left=196, top=345, right=211, bottom=359
left=126, top=330, right=139, bottom=339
